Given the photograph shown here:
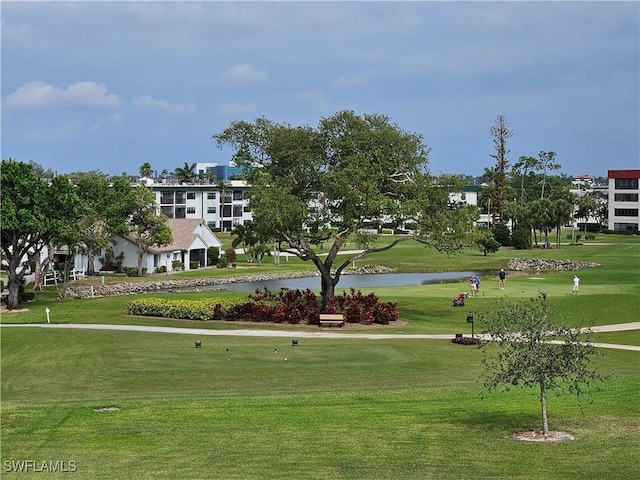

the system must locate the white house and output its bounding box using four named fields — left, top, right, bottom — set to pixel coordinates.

left=111, top=218, right=223, bottom=273
left=69, top=218, right=222, bottom=273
